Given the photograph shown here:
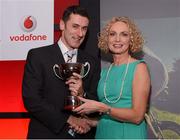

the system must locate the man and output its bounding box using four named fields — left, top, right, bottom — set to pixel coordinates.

left=22, top=5, right=100, bottom=139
